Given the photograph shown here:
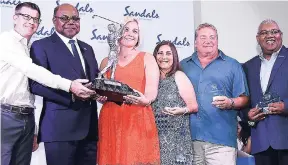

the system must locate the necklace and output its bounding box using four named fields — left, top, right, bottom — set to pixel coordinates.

left=121, top=53, right=134, bottom=59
